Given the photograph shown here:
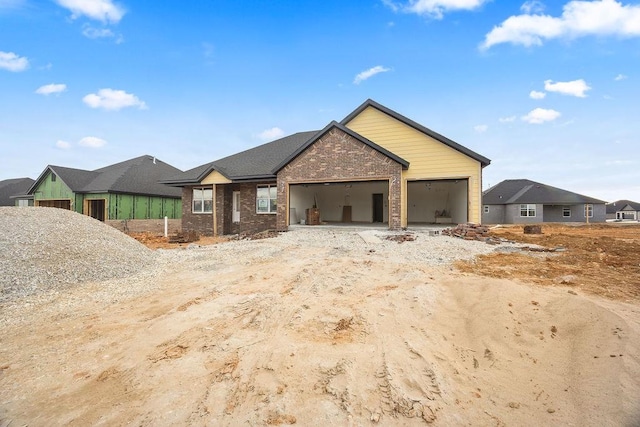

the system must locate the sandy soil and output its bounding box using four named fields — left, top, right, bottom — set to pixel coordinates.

left=1, top=227, right=640, bottom=426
